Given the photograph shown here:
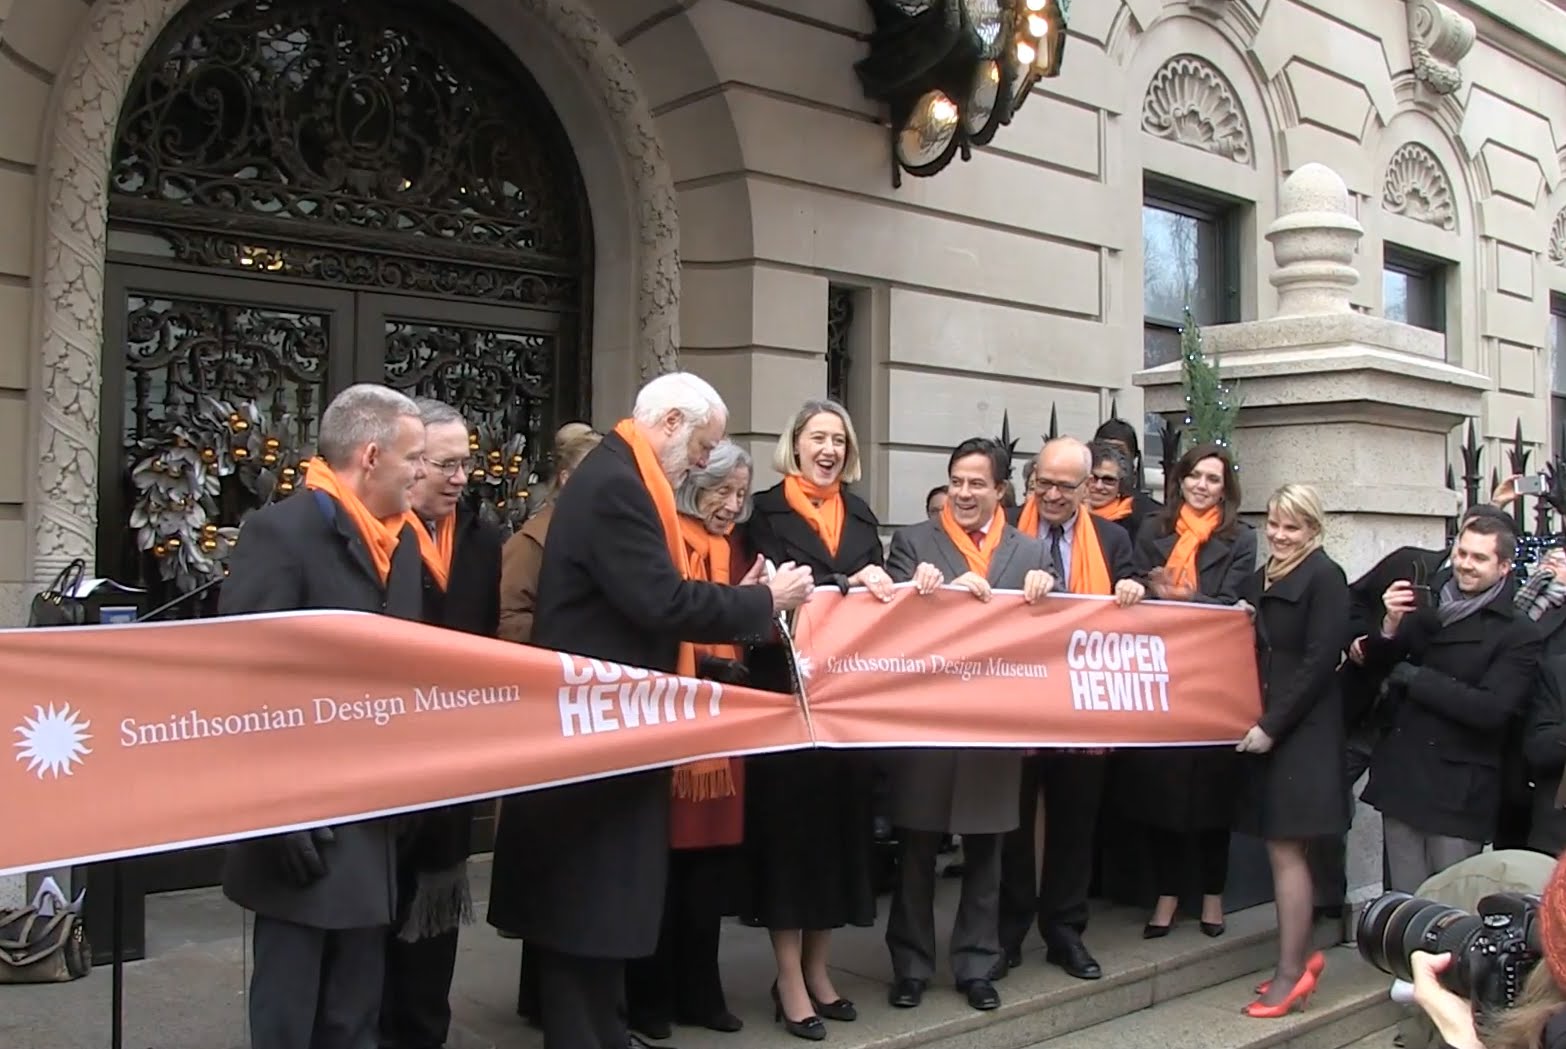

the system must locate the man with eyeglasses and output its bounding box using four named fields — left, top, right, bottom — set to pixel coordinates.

left=378, top=397, right=504, bottom=1049
left=998, top=437, right=1146, bottom=983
